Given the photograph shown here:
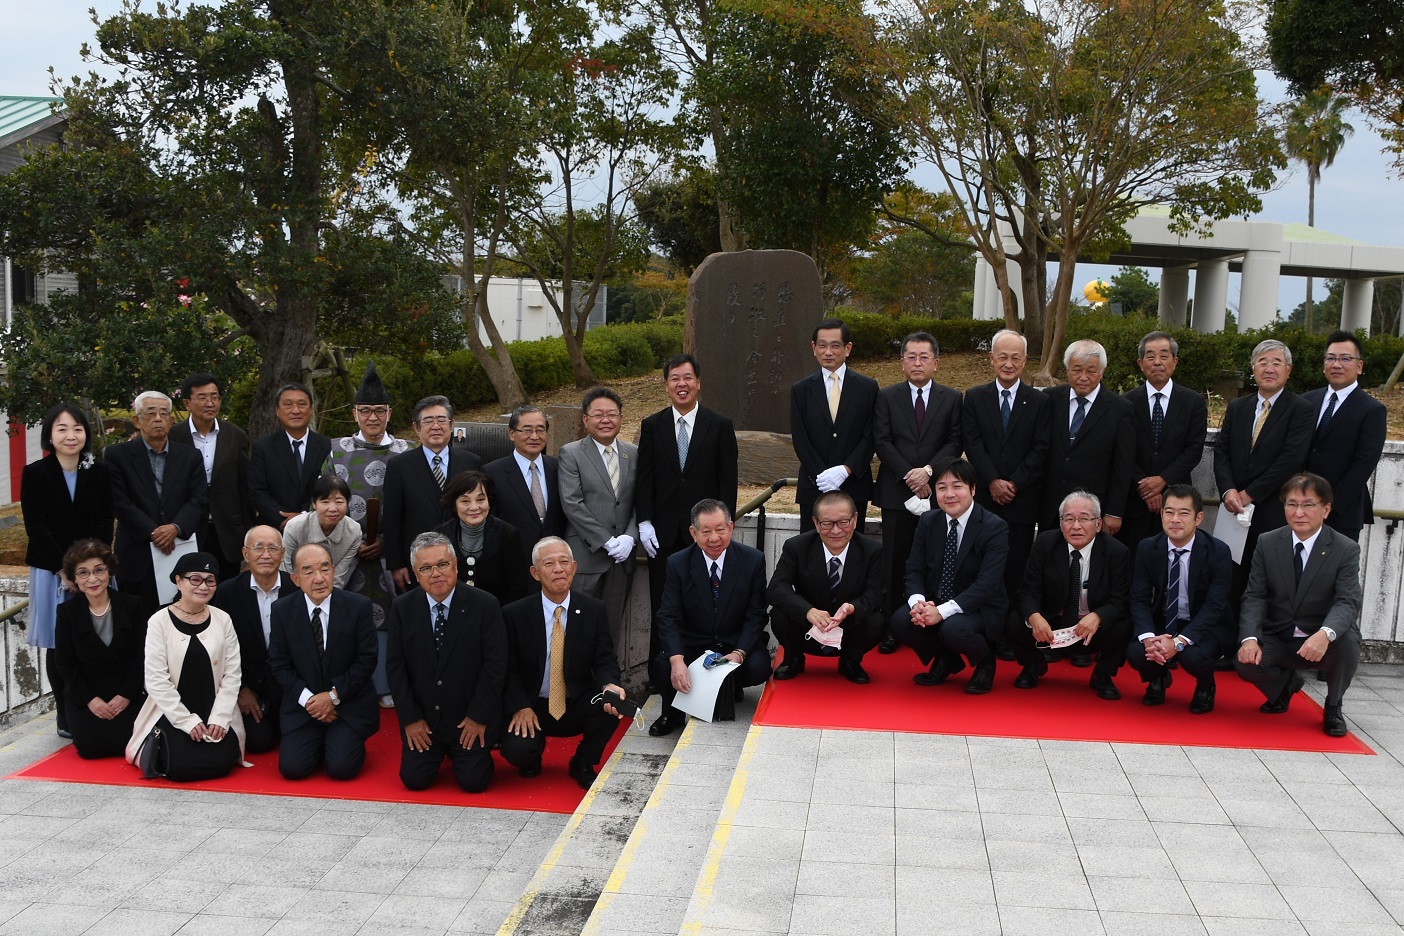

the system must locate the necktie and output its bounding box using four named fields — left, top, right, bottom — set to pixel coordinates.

left=548, top=606, right=566, bottom=719
left=1318, top=392, right=1338, bottom=434
left=431, top=453, right=445, bottom=489
left=292, top=438, right=303, bottom=471
left=938, top=517, right=959, bottom=602
left=1251, top=399, right=1272, bottom=448
left=1000, top=389, right=1011, bottom=432
left=433, top=602, right=446, bottom=654
left=1069, top=395, right=1088, bottom=443
left=710, top=561, right=720, bottom=609
left=310, top=606, right=324, bottom=661
left=828, top=372, right=841, bottom=422
left=677, top=417, right=690, bottom=469
left=828, top=555, right=842, bottom=602
left=603, top=445, right=620, bottom=494
left=1062, top=550, right=1083, bottom=630
left=529, top=462, right=546, bottom=520
left=914, top=387, right=926, bottom=434
left=1294, top=541, right=1304, bottom=586
left=1151, top=392, right=1165, bottom=450
left=1166, top=548, right=1186, bottom=629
